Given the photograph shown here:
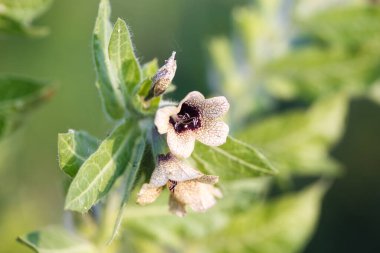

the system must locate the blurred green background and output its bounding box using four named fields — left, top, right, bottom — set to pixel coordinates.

left=0, top=0, right=379, bottom=252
